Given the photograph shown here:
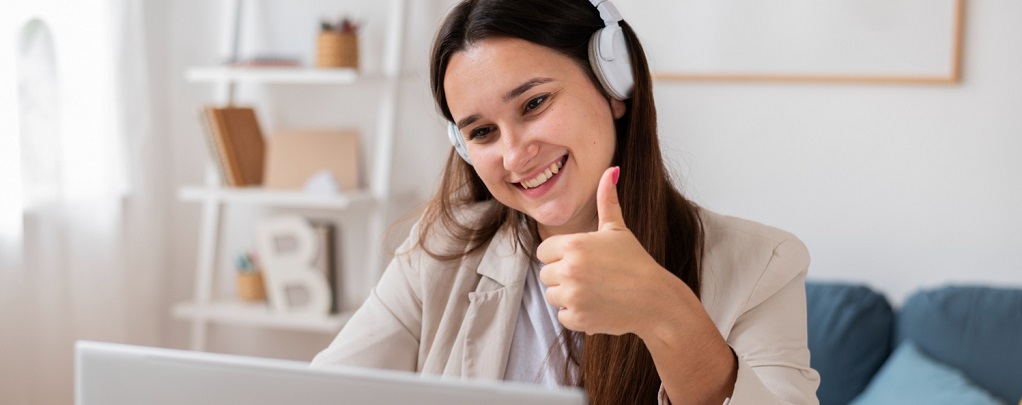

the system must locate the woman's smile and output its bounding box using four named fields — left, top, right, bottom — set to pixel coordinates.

left=515, top=155, right=567, bottom=197
left=518, top=156, right=564, bottom=189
